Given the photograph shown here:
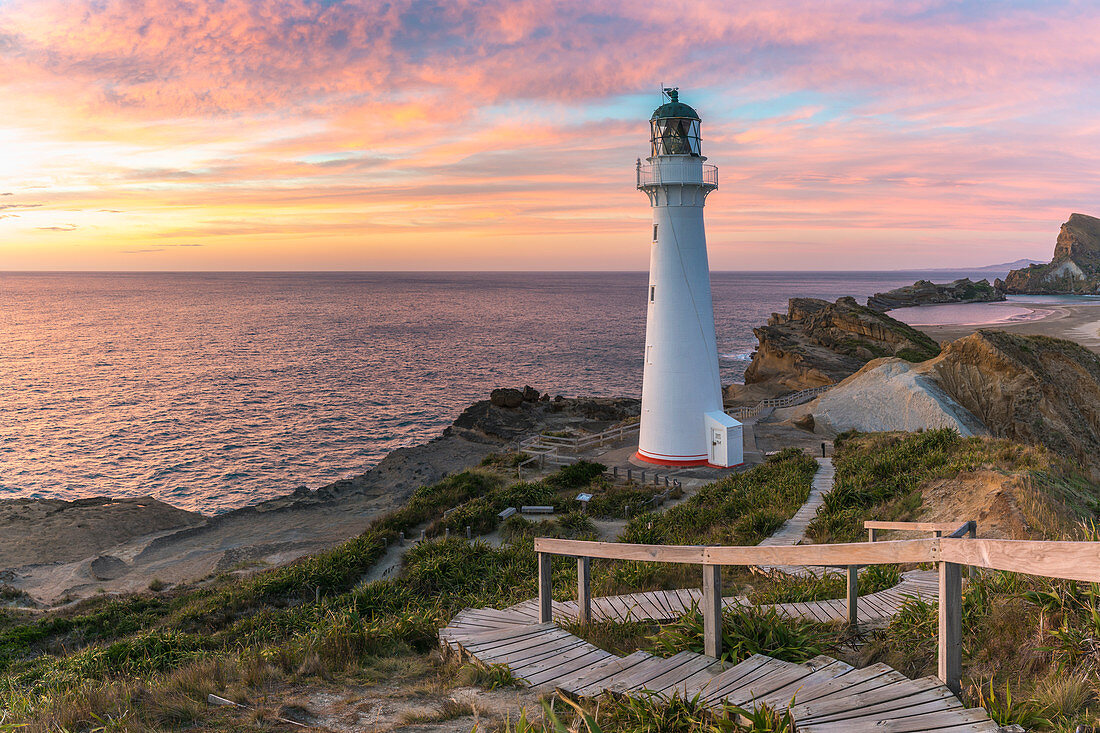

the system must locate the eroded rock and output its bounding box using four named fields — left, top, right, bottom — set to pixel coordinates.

left=742, top=296, right=942, bottom=390
left=1002, top=213, right=1100, bottom=294
left=867, top=278, right=1004, bottom=312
